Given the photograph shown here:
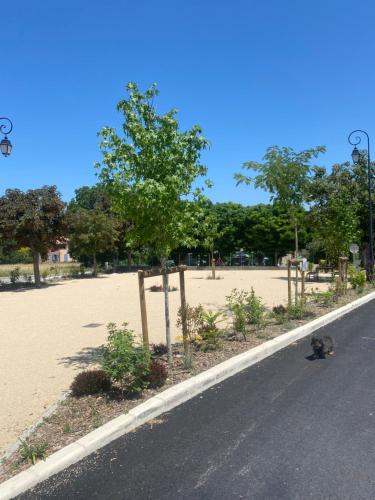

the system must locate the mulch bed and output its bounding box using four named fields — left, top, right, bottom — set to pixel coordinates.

left=0, top=285, right=372, bottom=483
